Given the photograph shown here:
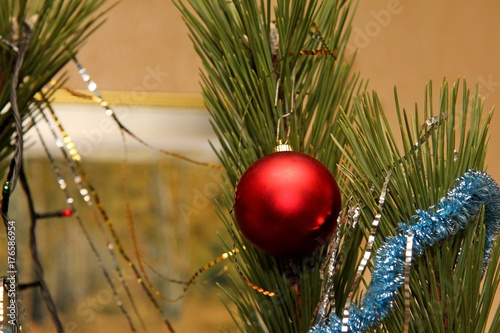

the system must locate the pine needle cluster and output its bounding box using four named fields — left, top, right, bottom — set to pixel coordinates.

left=0, top=0, right=110, bottom=169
